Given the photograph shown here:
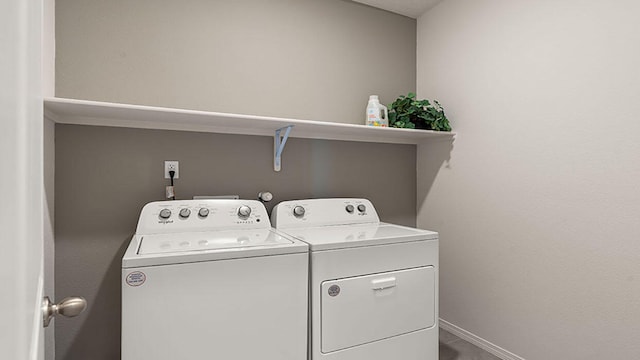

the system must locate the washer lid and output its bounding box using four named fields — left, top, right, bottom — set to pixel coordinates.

left=278, top=223, right=438, bottom=251
left=123, top=229, right=307, bottom=268
left=138, top=228, right=293, bottom=255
